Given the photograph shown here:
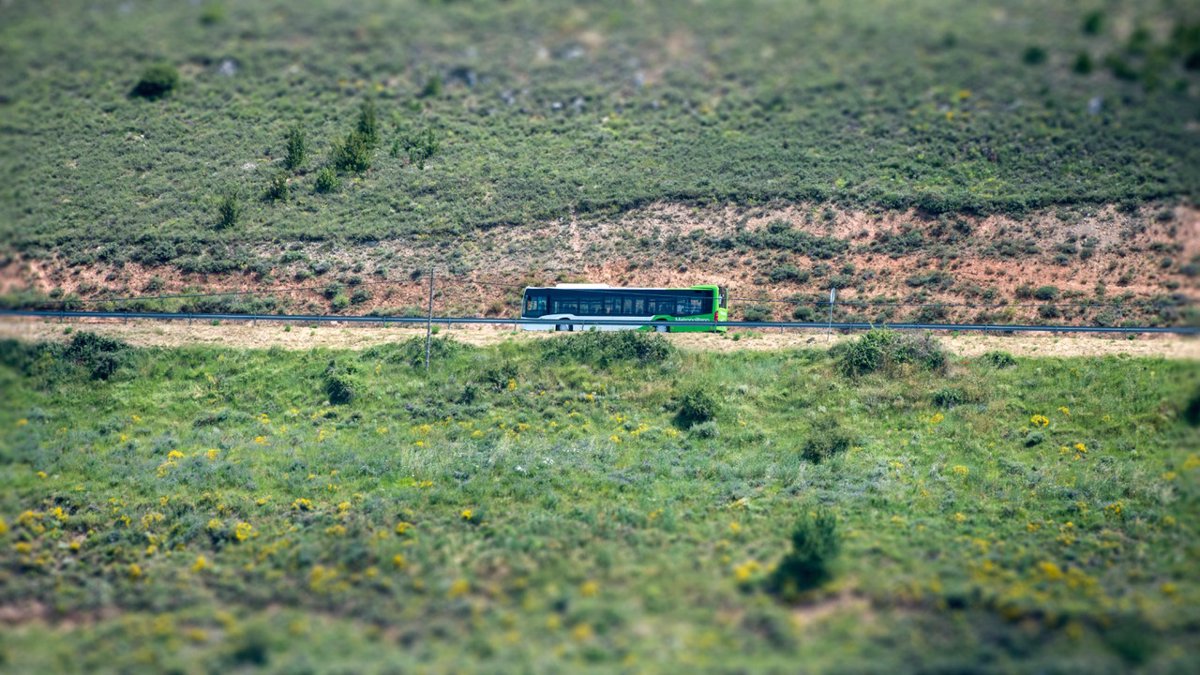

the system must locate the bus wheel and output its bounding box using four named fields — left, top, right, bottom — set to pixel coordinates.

left=655, top=323, right=669, bottom=333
